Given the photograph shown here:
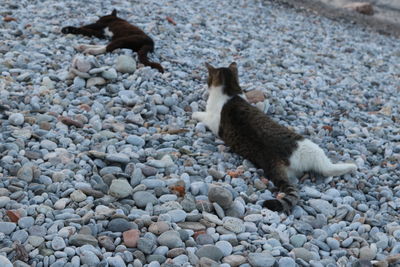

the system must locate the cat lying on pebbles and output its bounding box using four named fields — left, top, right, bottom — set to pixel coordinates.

left=61, top=9, right=164, bottom=73
left=192, top=62, right=357, bottom=213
